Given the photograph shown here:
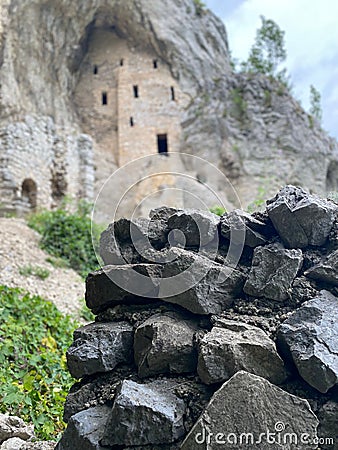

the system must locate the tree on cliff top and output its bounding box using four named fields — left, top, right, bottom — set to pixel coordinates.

left=241, top=16, right=290, bottom=87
